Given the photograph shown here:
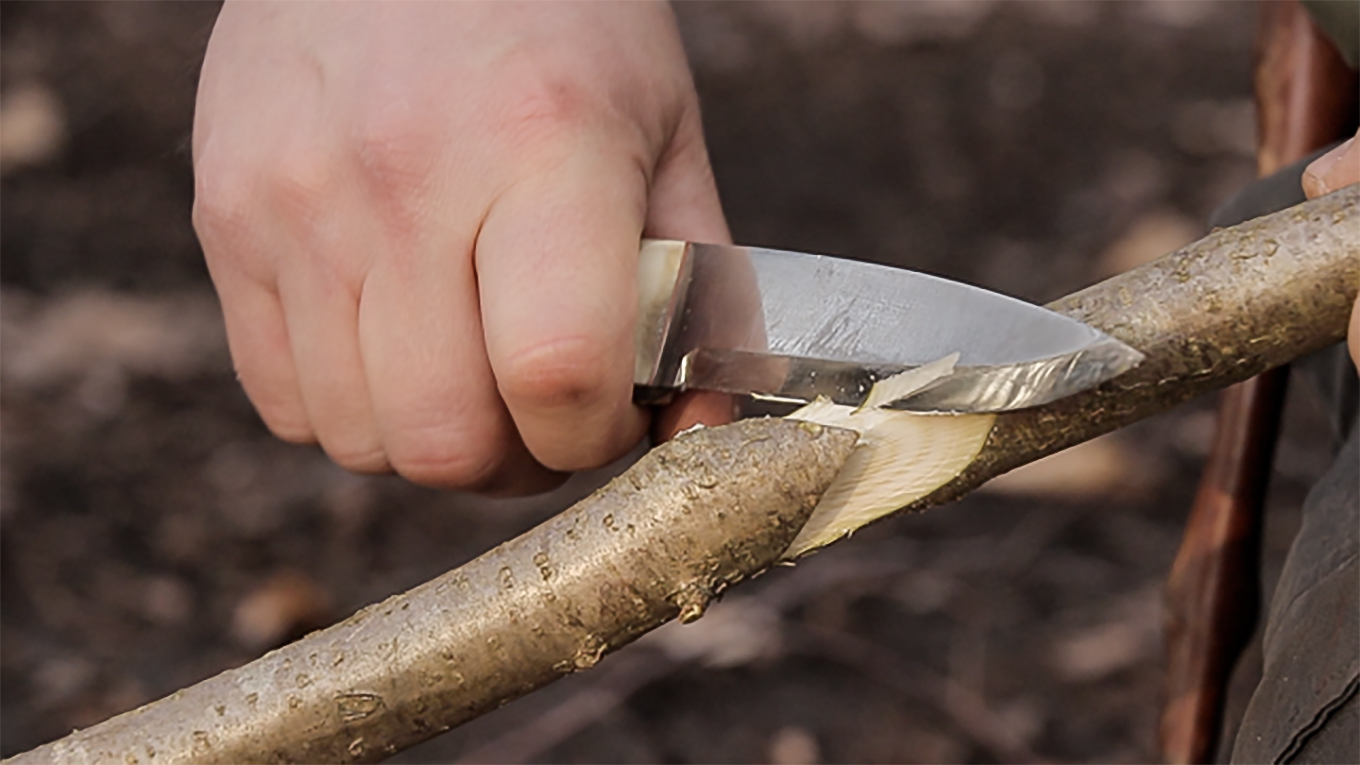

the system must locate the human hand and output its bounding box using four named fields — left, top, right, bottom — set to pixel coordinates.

left=193, top=1, right=732, bottom=494
left=1301, top=133, right=1359, bottom=371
